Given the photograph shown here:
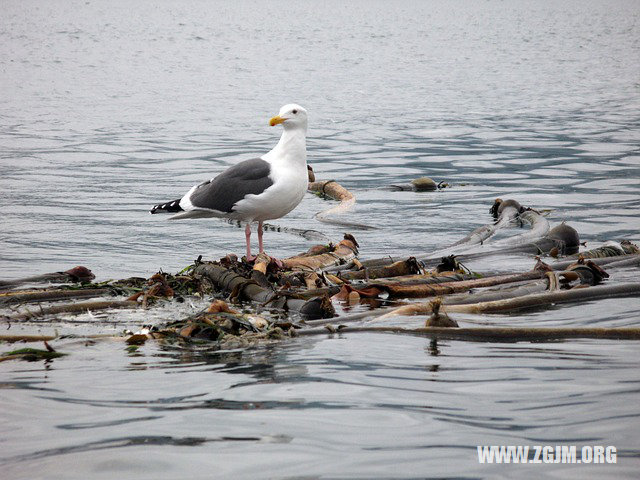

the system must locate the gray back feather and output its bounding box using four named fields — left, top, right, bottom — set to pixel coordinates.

left=189, top=158, right=273, bottom=213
